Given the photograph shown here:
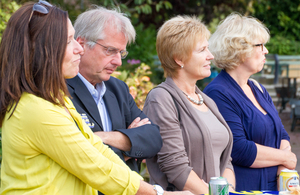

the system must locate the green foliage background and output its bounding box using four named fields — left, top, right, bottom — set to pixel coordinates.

left=252, top=0, right=300, bottom=54
left=2, top=0, right=299, bottom=80
left=0, top=0, right=20, bottom=41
